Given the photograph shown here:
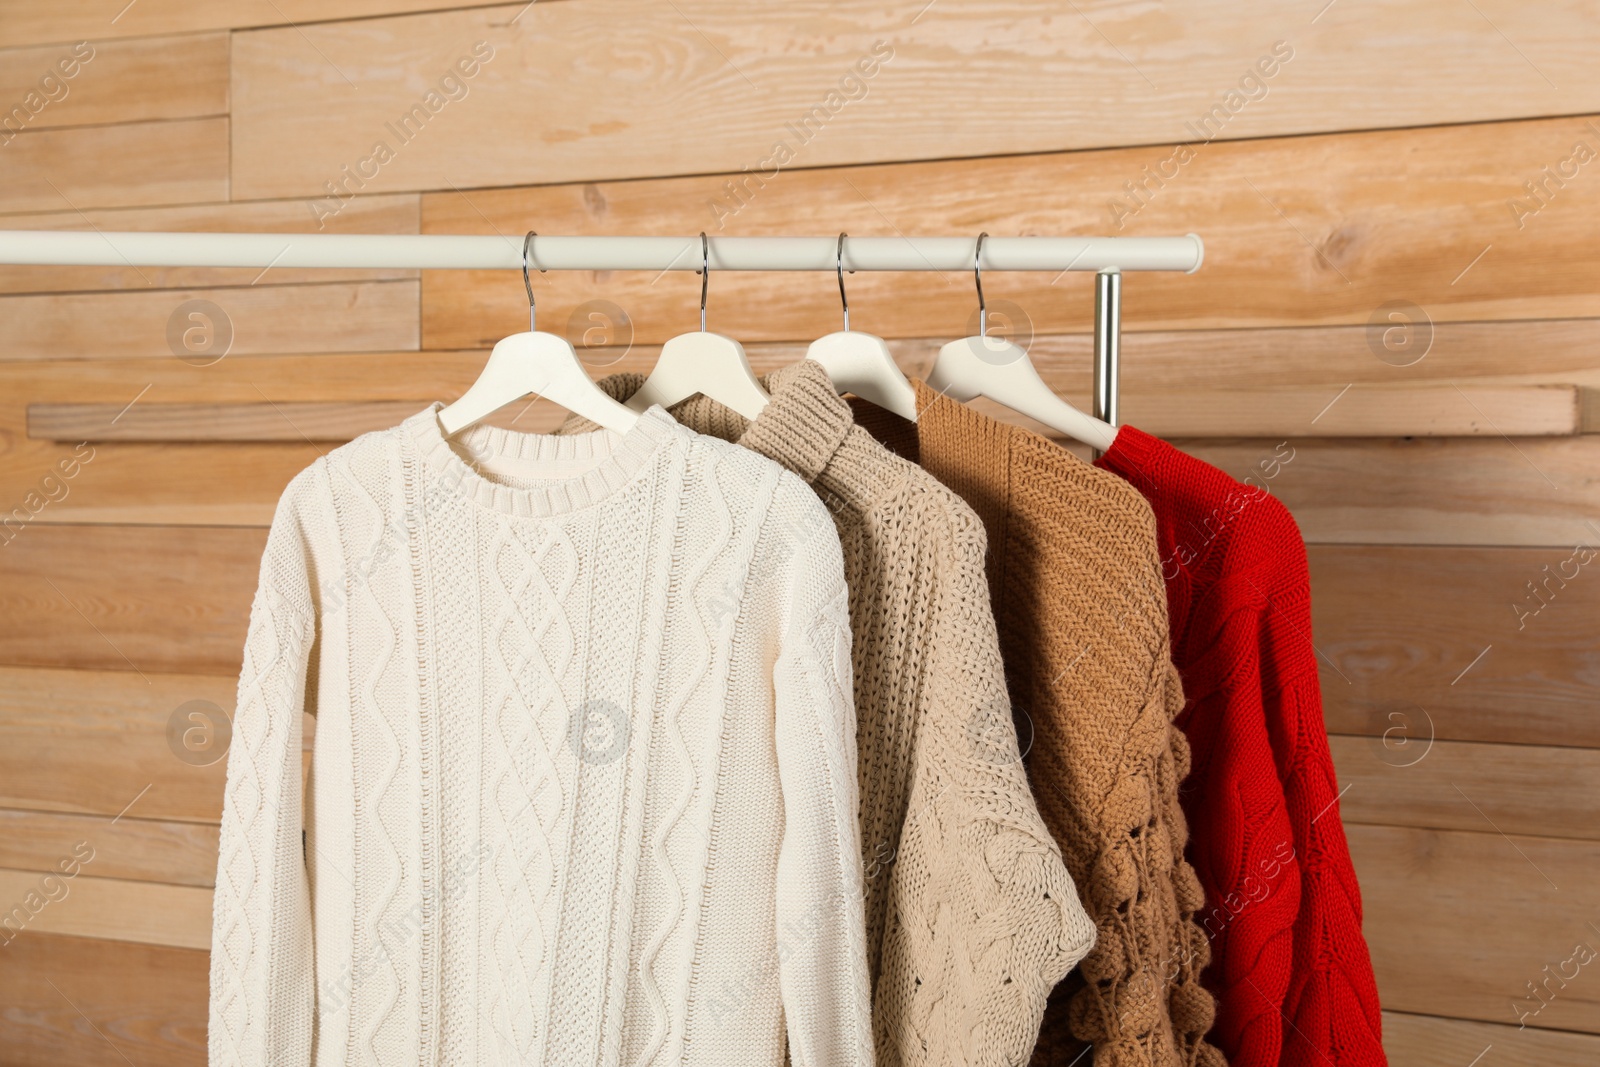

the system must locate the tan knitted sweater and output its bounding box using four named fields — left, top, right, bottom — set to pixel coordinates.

left=562, top=361, right=1097, bottom=1067
left=855, top=382, right=1223, bottom=1067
